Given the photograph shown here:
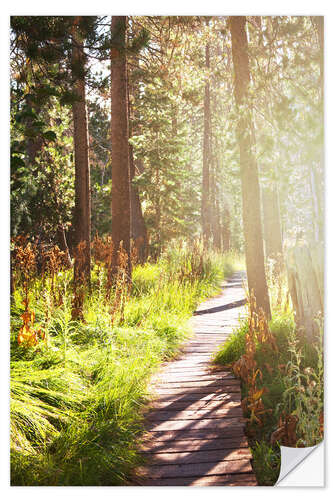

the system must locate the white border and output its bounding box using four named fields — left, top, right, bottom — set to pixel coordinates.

left=1, top=0, right=332, bottom=497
